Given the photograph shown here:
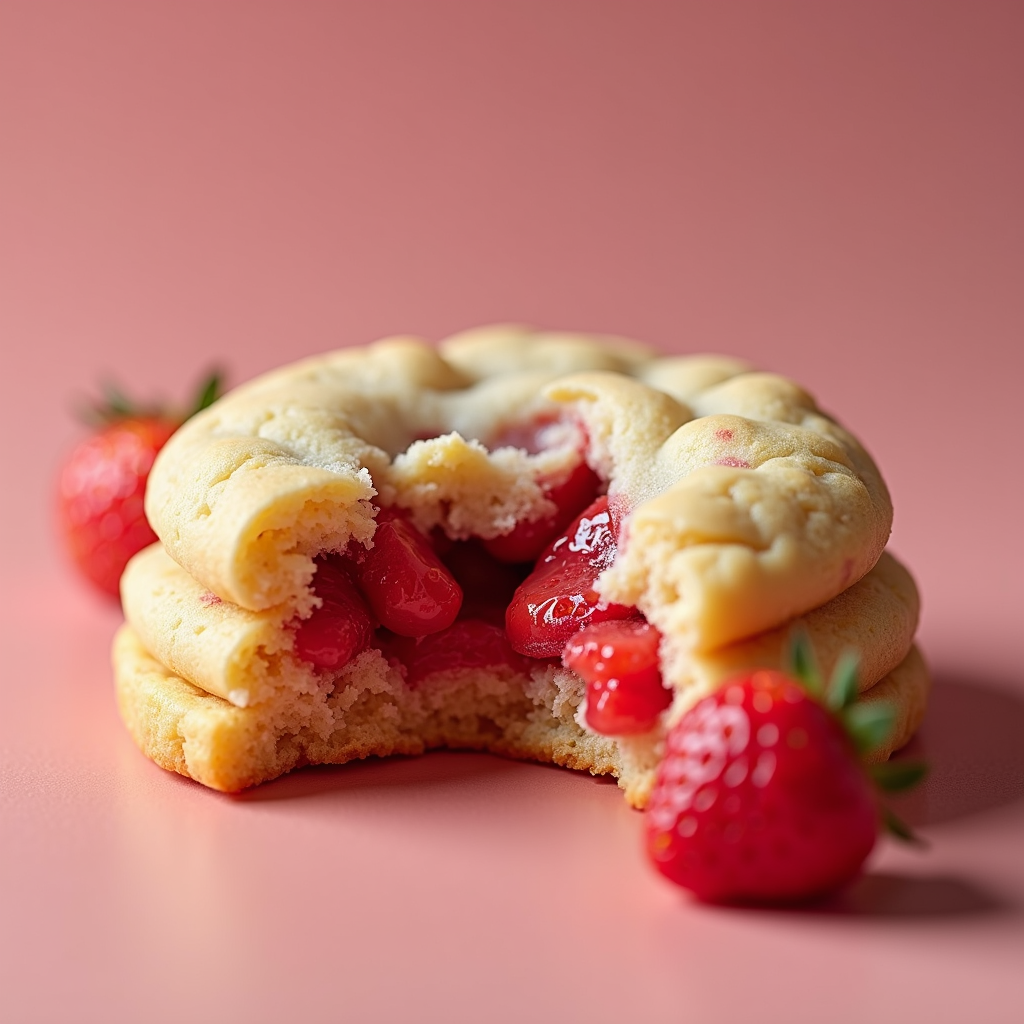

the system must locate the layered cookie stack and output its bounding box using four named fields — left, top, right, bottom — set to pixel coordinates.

left=114, top=326, right=928, bottom=805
